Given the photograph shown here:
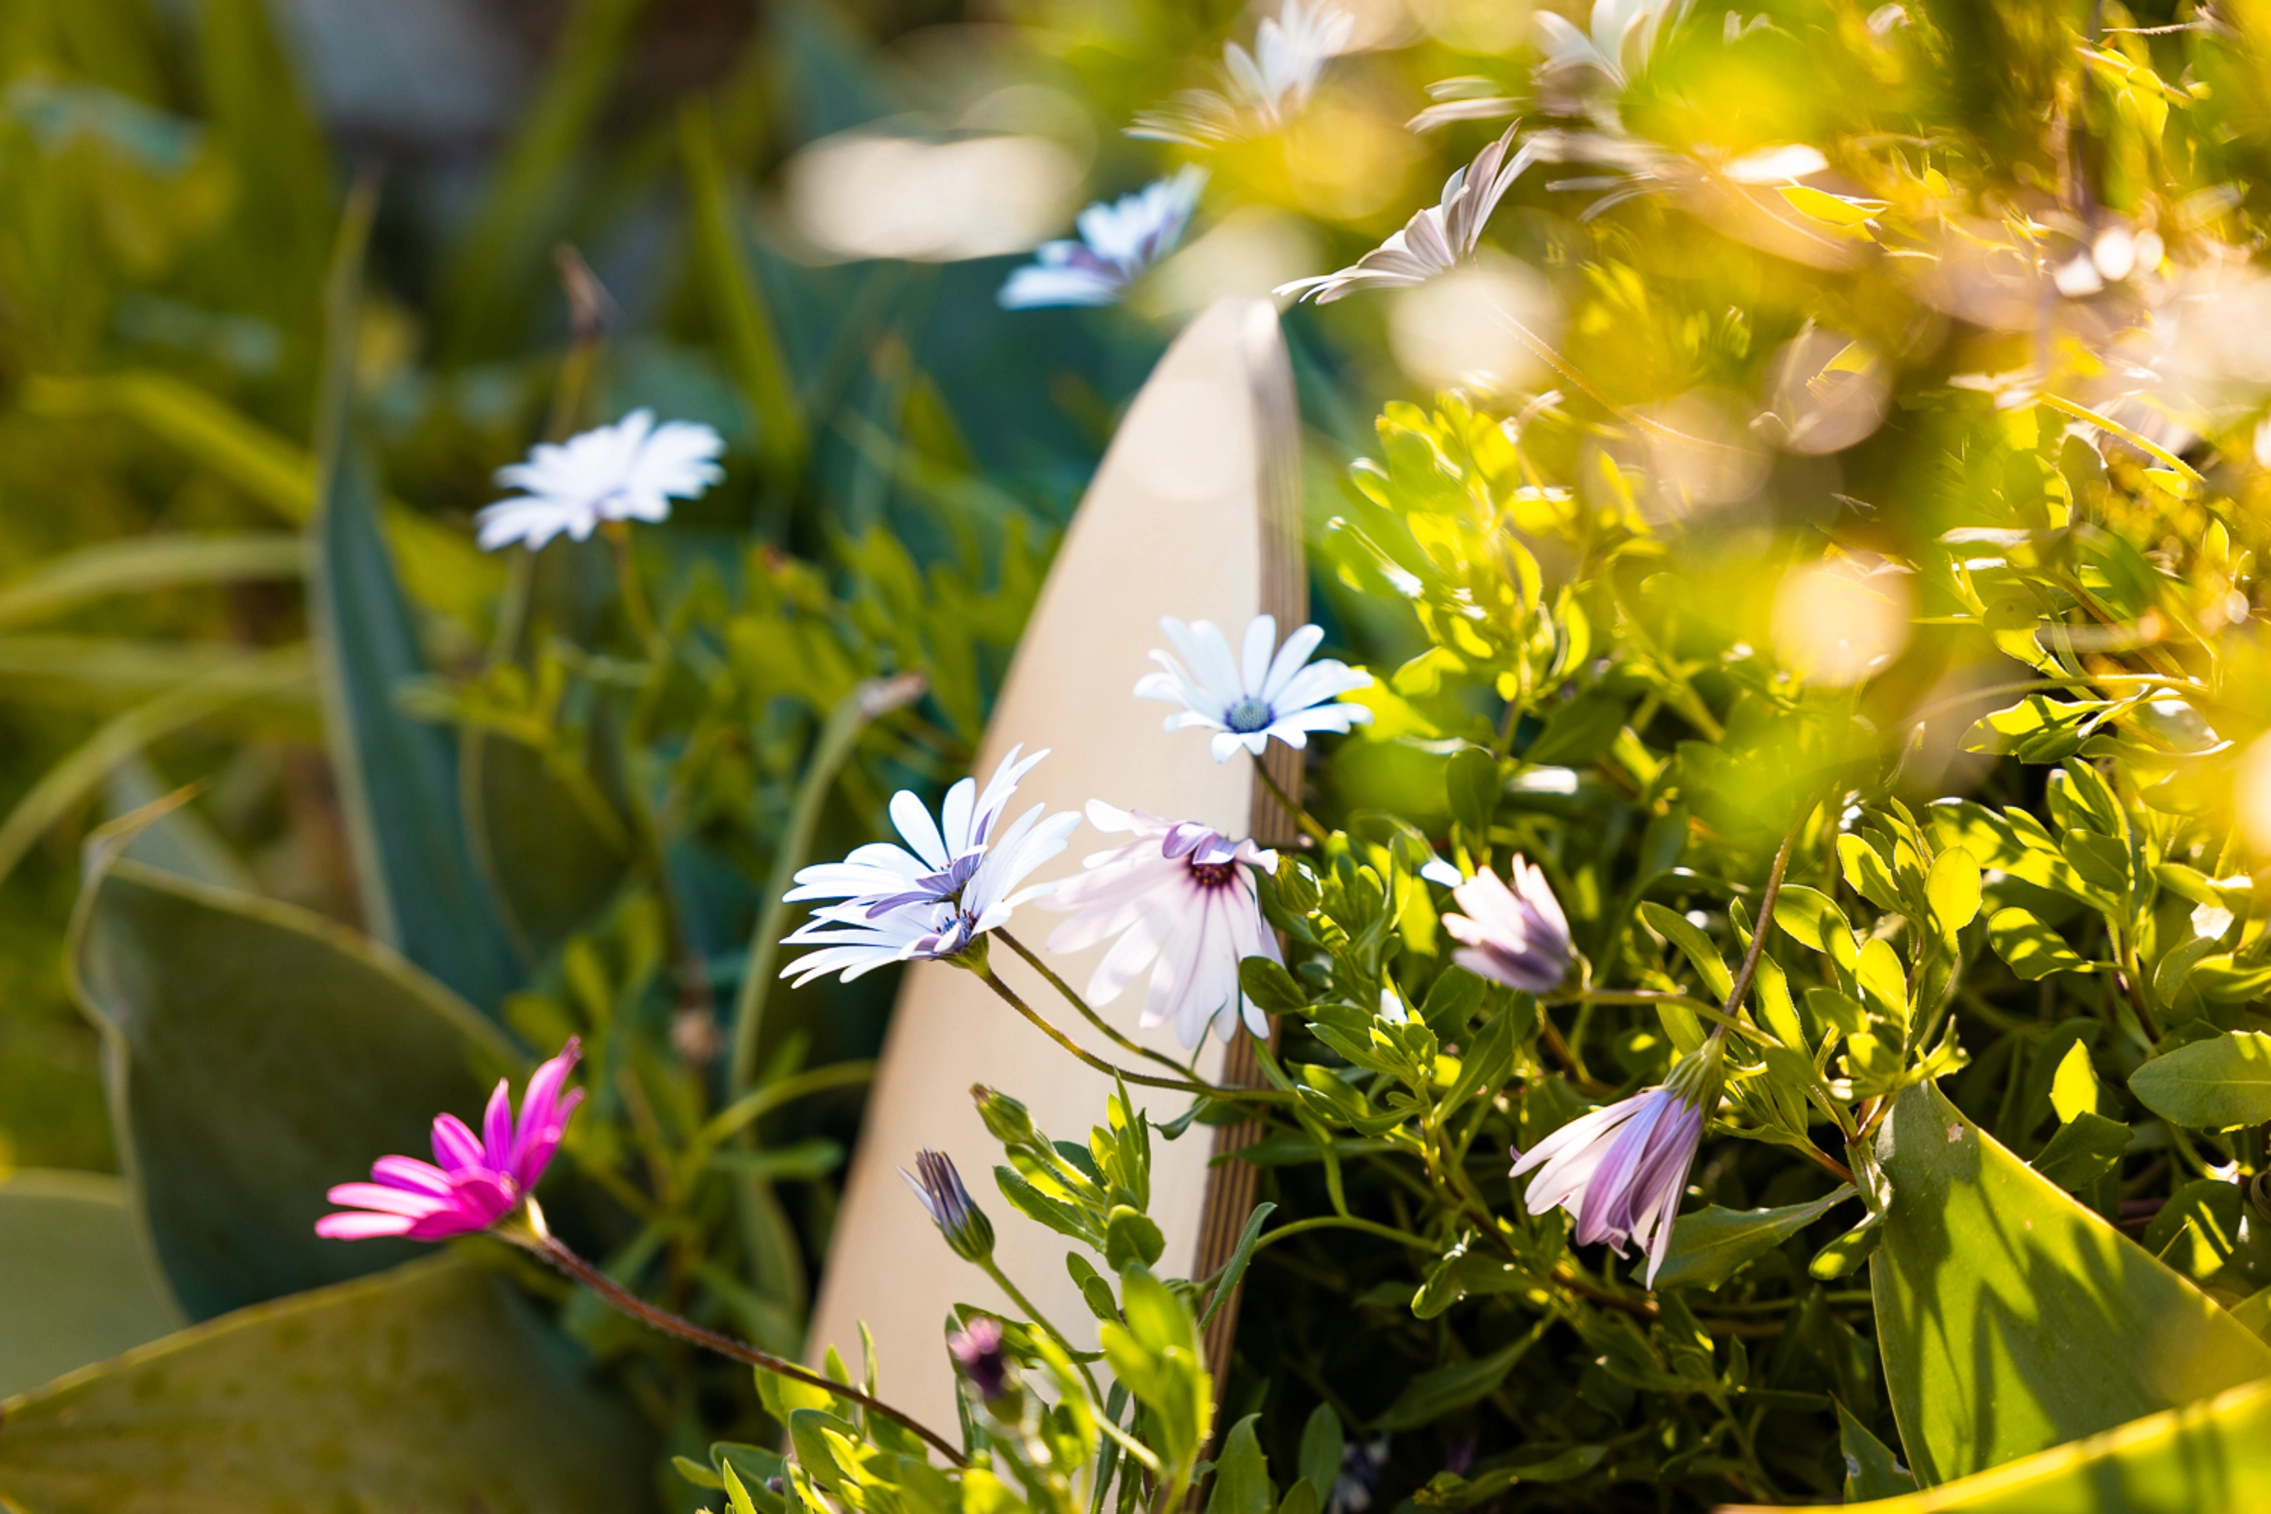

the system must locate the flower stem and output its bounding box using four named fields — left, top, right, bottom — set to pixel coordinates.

left=600, top=520, right=660, bottom=650
left=513, top=1226, right=968, bottom=1466
left=978, top=1256, right=1101, bottom=1398
left=994, top=930, right=1199, bottom=1082
left=1251, top=758, right=1329, bottom=847
left=969, top=960, right=1286, bottom=1103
